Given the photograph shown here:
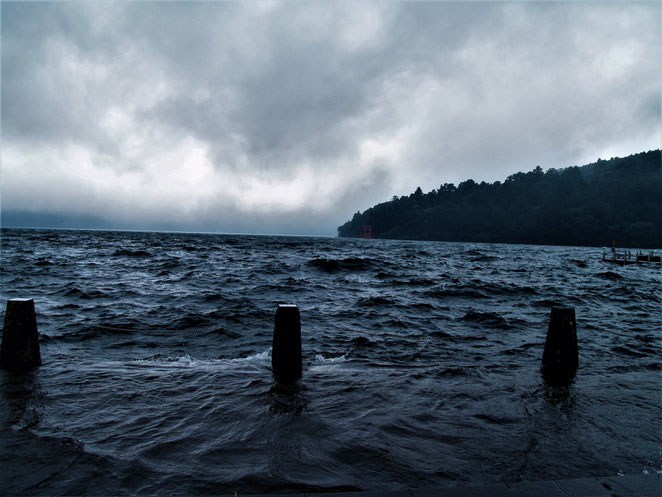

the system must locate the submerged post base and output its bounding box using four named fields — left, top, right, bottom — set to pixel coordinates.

left=1, top=299, right=42, bottom=371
